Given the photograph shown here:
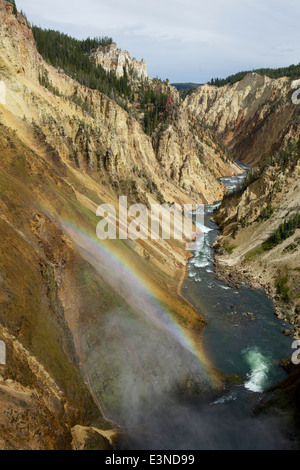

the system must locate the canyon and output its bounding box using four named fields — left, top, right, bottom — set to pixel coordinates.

left=184, top=76, right=300, bottom=335
left=0, top=0, right=299, bottom=449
